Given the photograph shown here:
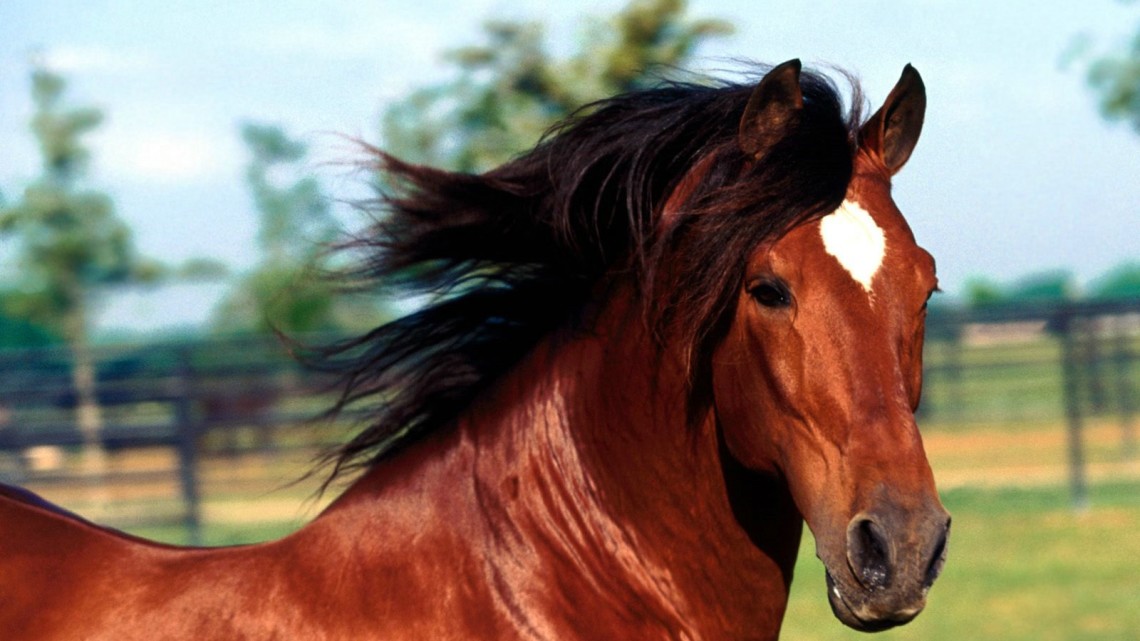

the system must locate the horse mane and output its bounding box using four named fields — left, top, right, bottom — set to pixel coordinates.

left=309, top=65, right=863, bottom=482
